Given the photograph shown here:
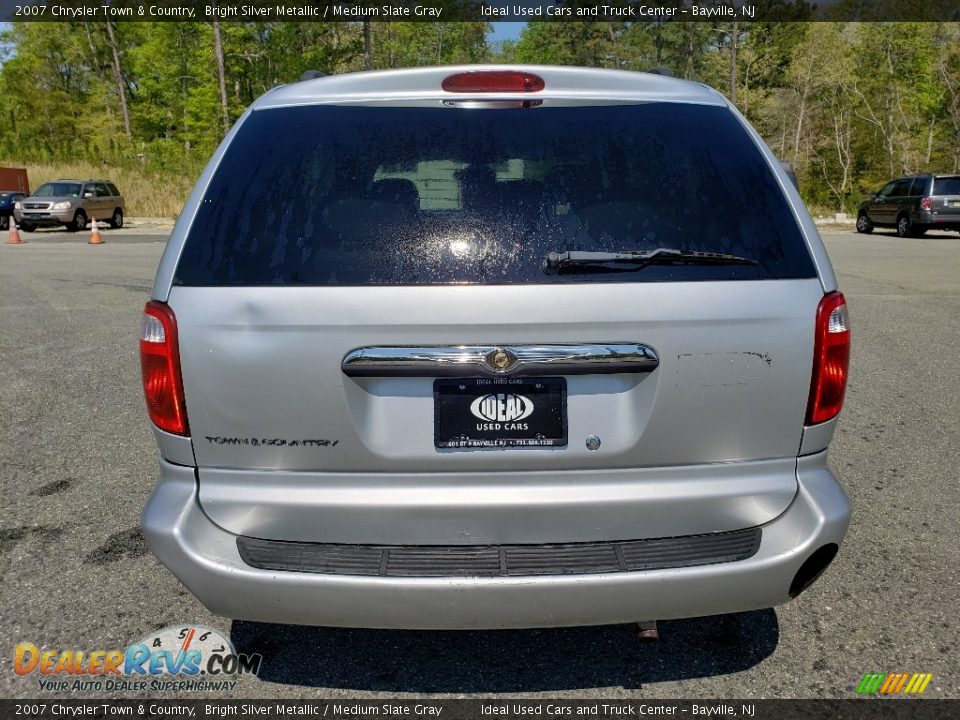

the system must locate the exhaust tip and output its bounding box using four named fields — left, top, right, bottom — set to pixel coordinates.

left=789, top=543, right=839, bottom=598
